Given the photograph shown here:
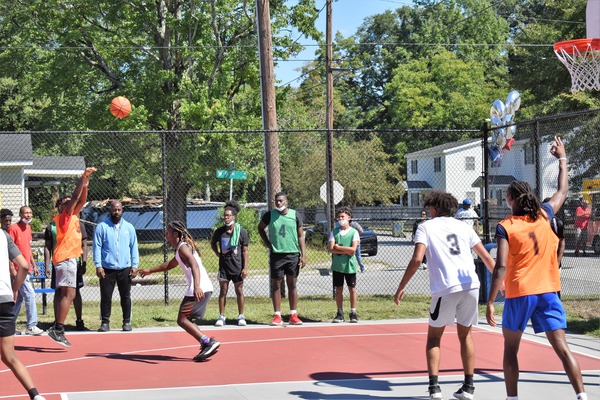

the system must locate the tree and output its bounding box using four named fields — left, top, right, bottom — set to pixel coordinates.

left=0, top=0, right=321, bottom=221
